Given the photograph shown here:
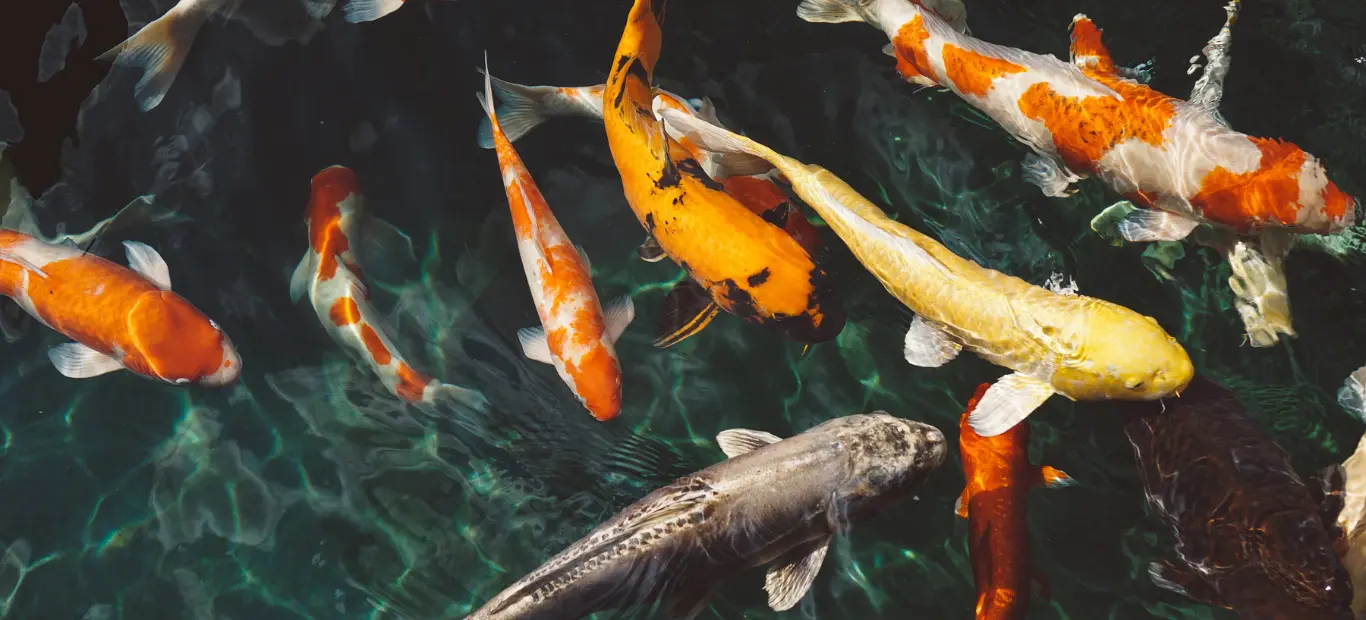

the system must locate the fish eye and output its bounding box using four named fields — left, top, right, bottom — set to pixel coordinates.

left=209, top=320, right=220, bottom=330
